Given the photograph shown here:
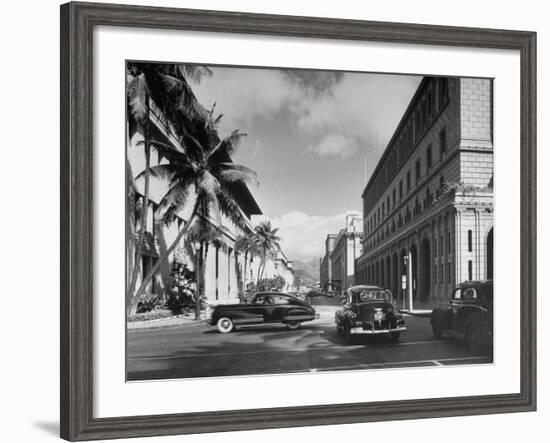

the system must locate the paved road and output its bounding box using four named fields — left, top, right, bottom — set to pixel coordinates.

left=127, top=304, right=492, bottom=381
